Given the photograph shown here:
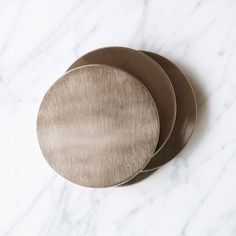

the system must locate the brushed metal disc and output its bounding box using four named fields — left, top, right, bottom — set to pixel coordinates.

left=141, top=51, right=197, bottom=171
left=37, top=65, right=160, bottom=187
left=67, top=47, right=176, bottom=153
